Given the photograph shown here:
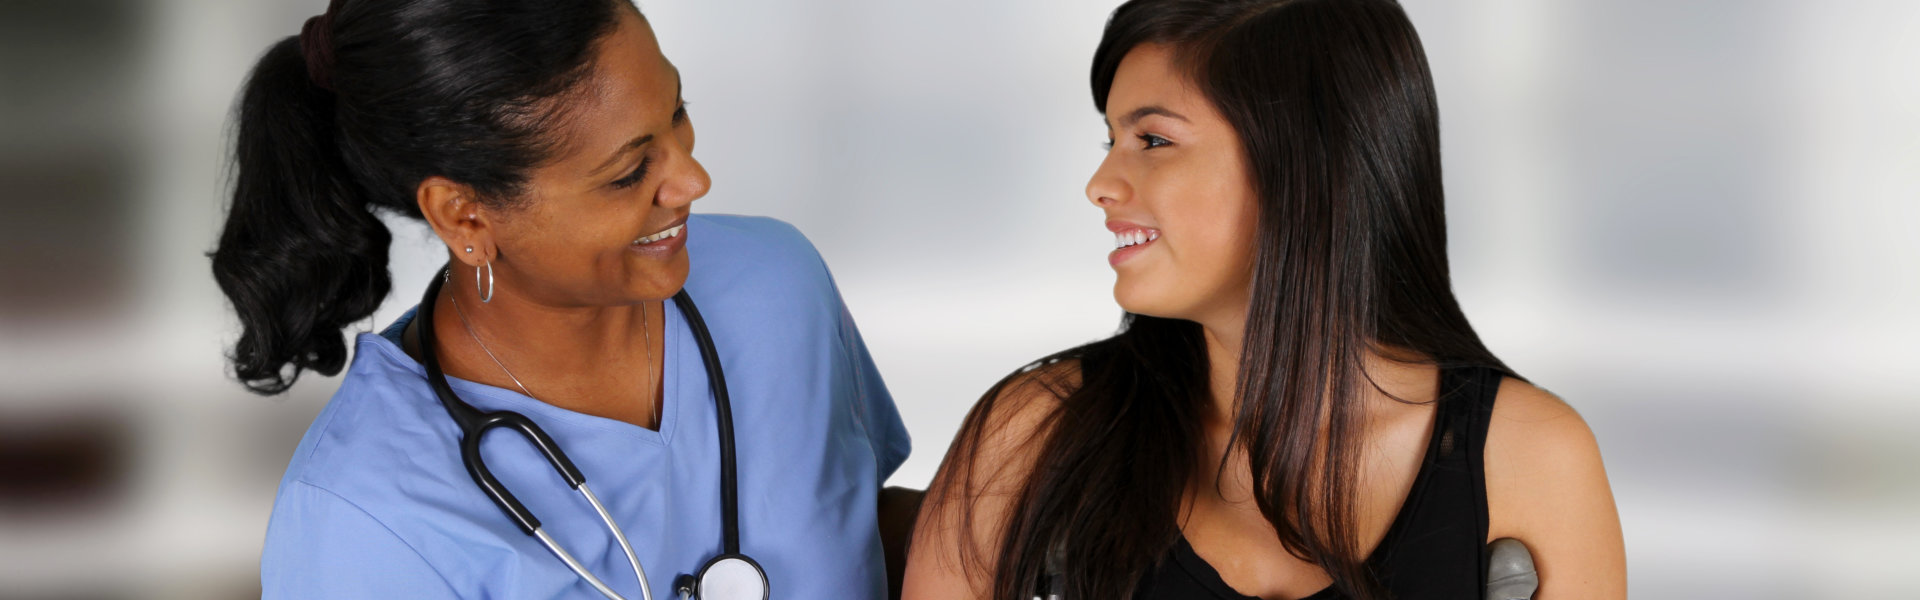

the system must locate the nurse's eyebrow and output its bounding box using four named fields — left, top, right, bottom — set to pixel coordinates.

left=591, top=134, right=656, bottom=177
left=1108, top=105, right=1190, bottom=129
left=588, top=69, right=684, bottom=177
